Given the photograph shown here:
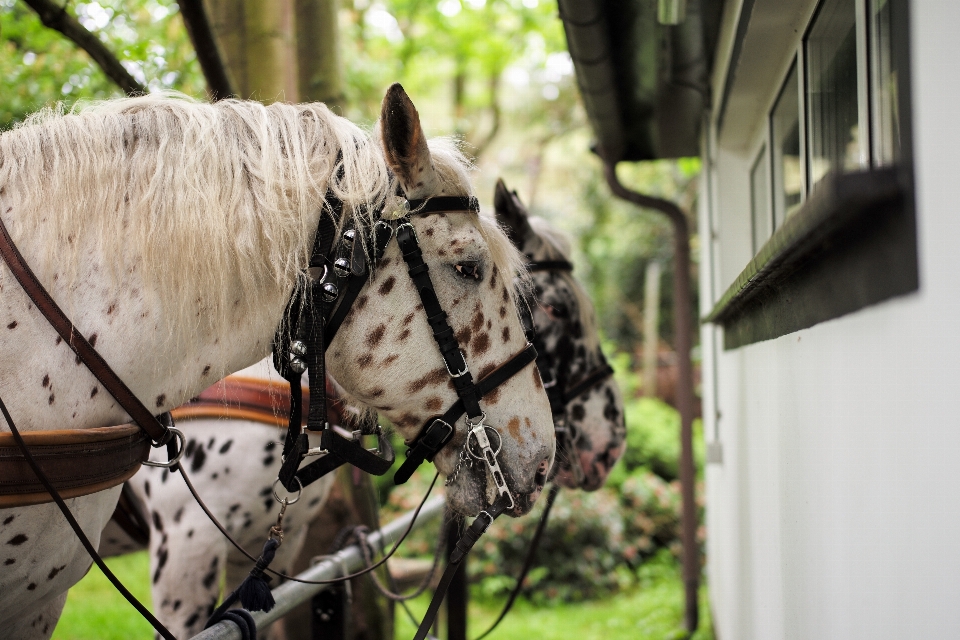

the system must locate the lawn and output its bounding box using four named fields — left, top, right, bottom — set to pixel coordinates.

left=51, top=551, right=713, bottom=640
